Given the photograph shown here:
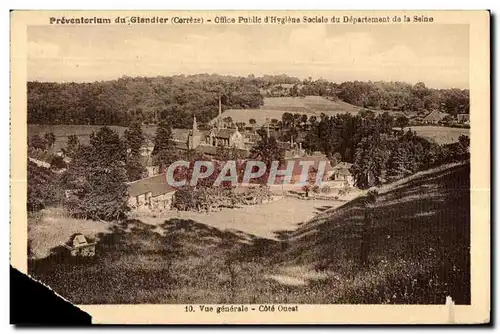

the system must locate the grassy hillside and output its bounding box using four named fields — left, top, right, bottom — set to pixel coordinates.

left=28, top=162, right=470, bottom=304
left=211, top=96, right=364, bottom=127
left=402, top=126, right=470, bottom=145
left=263, top=96, right=362, bottom=114
left=271, top=162, right=470, bottom=303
